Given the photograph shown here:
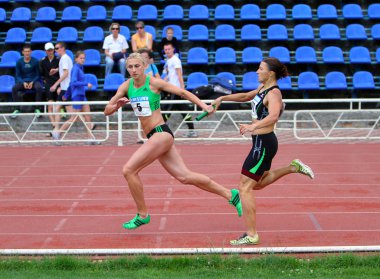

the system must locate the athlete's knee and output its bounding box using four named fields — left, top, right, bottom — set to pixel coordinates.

left=122, top=164, right=137, bottom=178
